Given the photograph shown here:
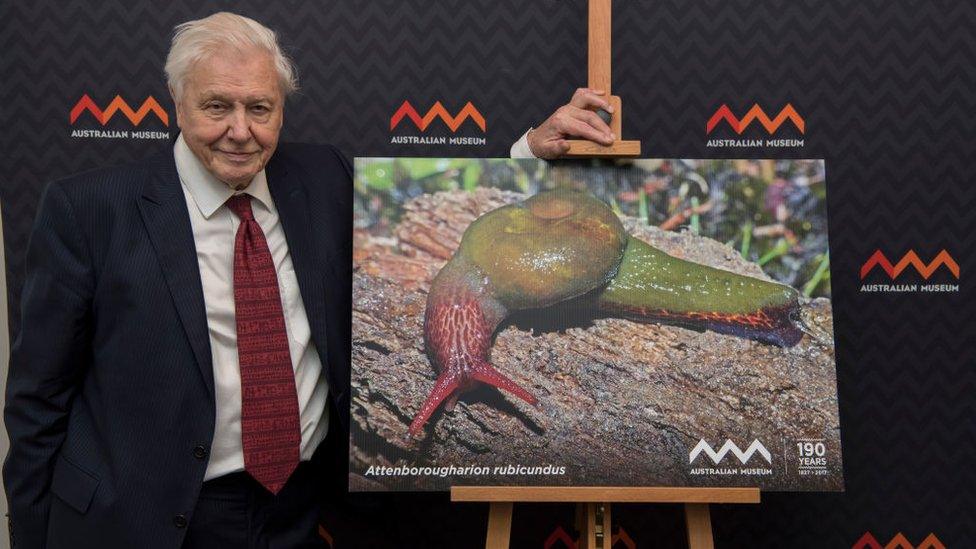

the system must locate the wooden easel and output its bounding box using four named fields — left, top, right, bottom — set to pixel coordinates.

left=563, top=0, right=642, bottom=157
left=452, top=486, right=760, bottom=549
left=452, top=4, right=753, bottom=547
